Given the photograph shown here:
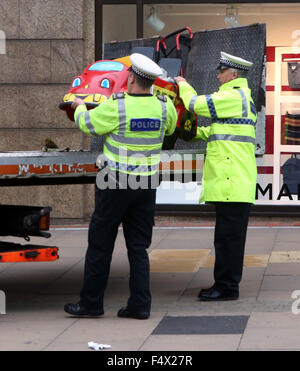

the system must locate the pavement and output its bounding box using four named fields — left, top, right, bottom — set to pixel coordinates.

left=1, top=216, right=300, bottom=352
